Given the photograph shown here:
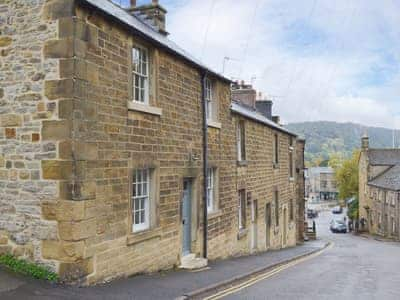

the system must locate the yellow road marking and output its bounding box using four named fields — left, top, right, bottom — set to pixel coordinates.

left=203, top=242, right=334, bottom=300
